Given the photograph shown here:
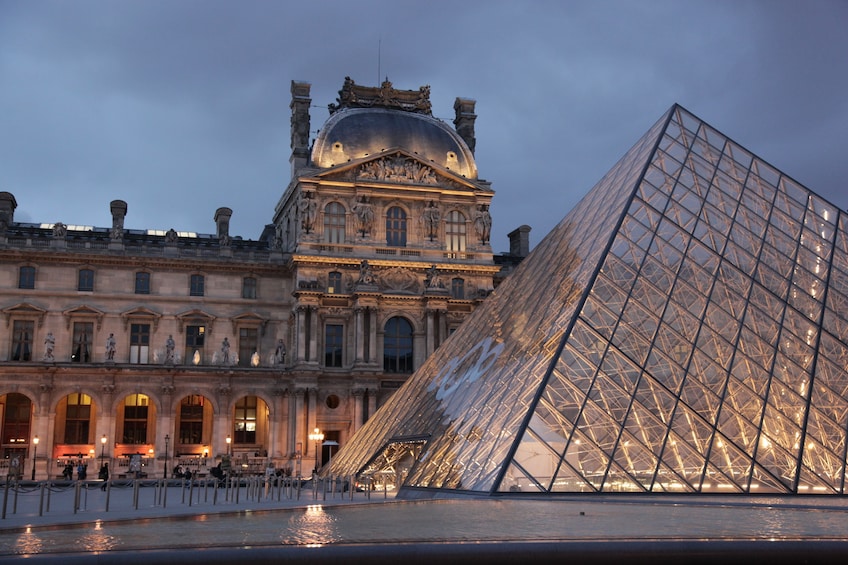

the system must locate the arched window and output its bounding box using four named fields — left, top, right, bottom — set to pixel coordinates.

left=386, top=207, right=407, bottom=247
left=451, top=277, right=465, bottom=299
left=323, top=202, right=346, bottom=243
left=384, top=316, right=413, bottom=373
left=446, top=210, right=466, bottom=253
